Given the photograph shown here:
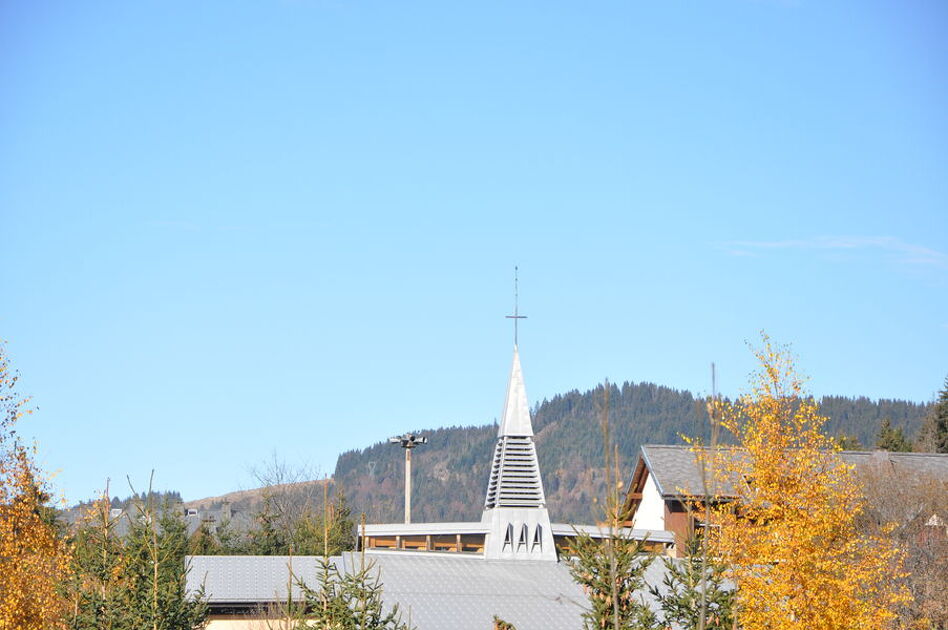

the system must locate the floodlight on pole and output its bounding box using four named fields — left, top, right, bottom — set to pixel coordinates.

left=388, top=433, right=428, bottom=524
